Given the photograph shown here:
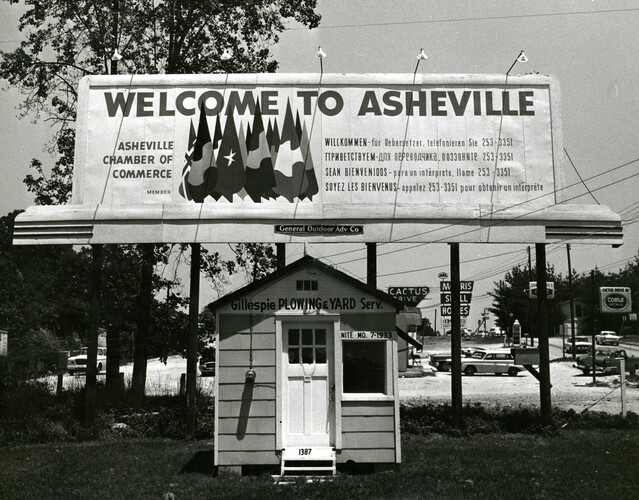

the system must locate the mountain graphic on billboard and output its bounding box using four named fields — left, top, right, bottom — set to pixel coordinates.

left=179, top=99, right=318, bottom=203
